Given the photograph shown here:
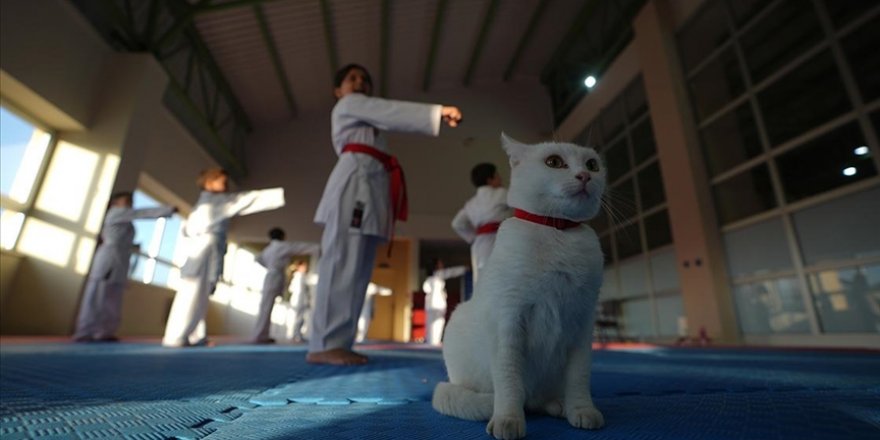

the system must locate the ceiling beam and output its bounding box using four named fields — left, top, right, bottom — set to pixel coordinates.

left=319, top=0, right=339, bottom=75
left=463, top=0, right=499, bottom=86
left=253, top=4, right=297, bottom=117
left=379, top=0, right=390, bottom=97
left=503, top=0, right=549, bottom=81
left=423, top=0, right=449, bottom=91
left=196, top=0, right=281, bottom=14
